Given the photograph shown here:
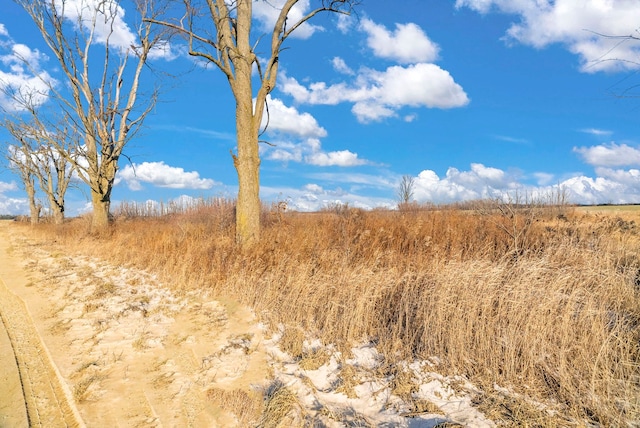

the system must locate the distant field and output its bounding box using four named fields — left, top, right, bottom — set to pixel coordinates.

left=576, top=204, right=640, bottom=213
